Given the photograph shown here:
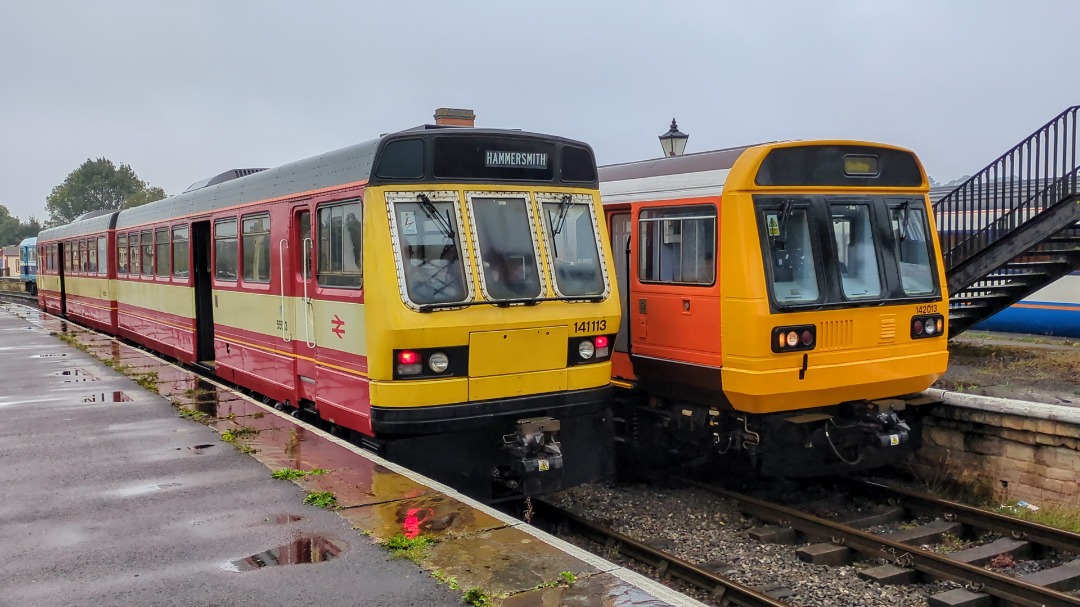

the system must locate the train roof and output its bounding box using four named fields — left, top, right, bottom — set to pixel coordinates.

left=598, top=143, right=767, bottom=204
left=38, top=211, right=119, bottom=242
left=112, top=127, right=592, bottom=230
left=19, top=236, right=37, bottom=247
